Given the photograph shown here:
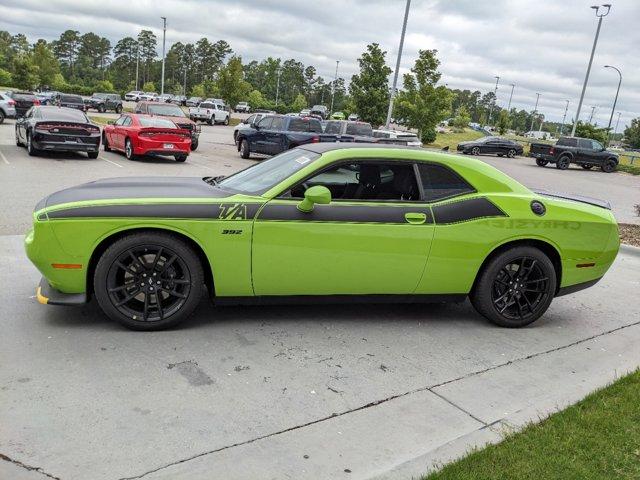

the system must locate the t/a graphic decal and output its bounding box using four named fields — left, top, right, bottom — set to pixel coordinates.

left=218, top=204, right=248, bottom=220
